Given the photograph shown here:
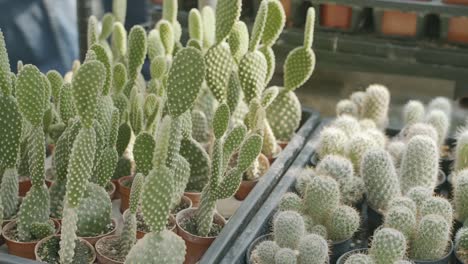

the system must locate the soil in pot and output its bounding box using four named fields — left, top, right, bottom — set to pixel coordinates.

left=36, top=236, right=95, bottom=264
left=381, top=10, right=418, bottom=37
left=171, top=196, right=193, bottom=215
left=118, top=176, right=133, bottom=213
left=3, top=219, right=60, bottom=259
left=136, top=212, right=176, bottom=239
left=320, top=4, right=353, bottom=30
left=184, top=192, right=201, bottom=208
left=447, top=16, right=468, bottom=44
left=78, top=218, right=116, bottom=245
left=176, top=208, right=226, bottom=264
left=95, top=235, right=125, bottom=263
